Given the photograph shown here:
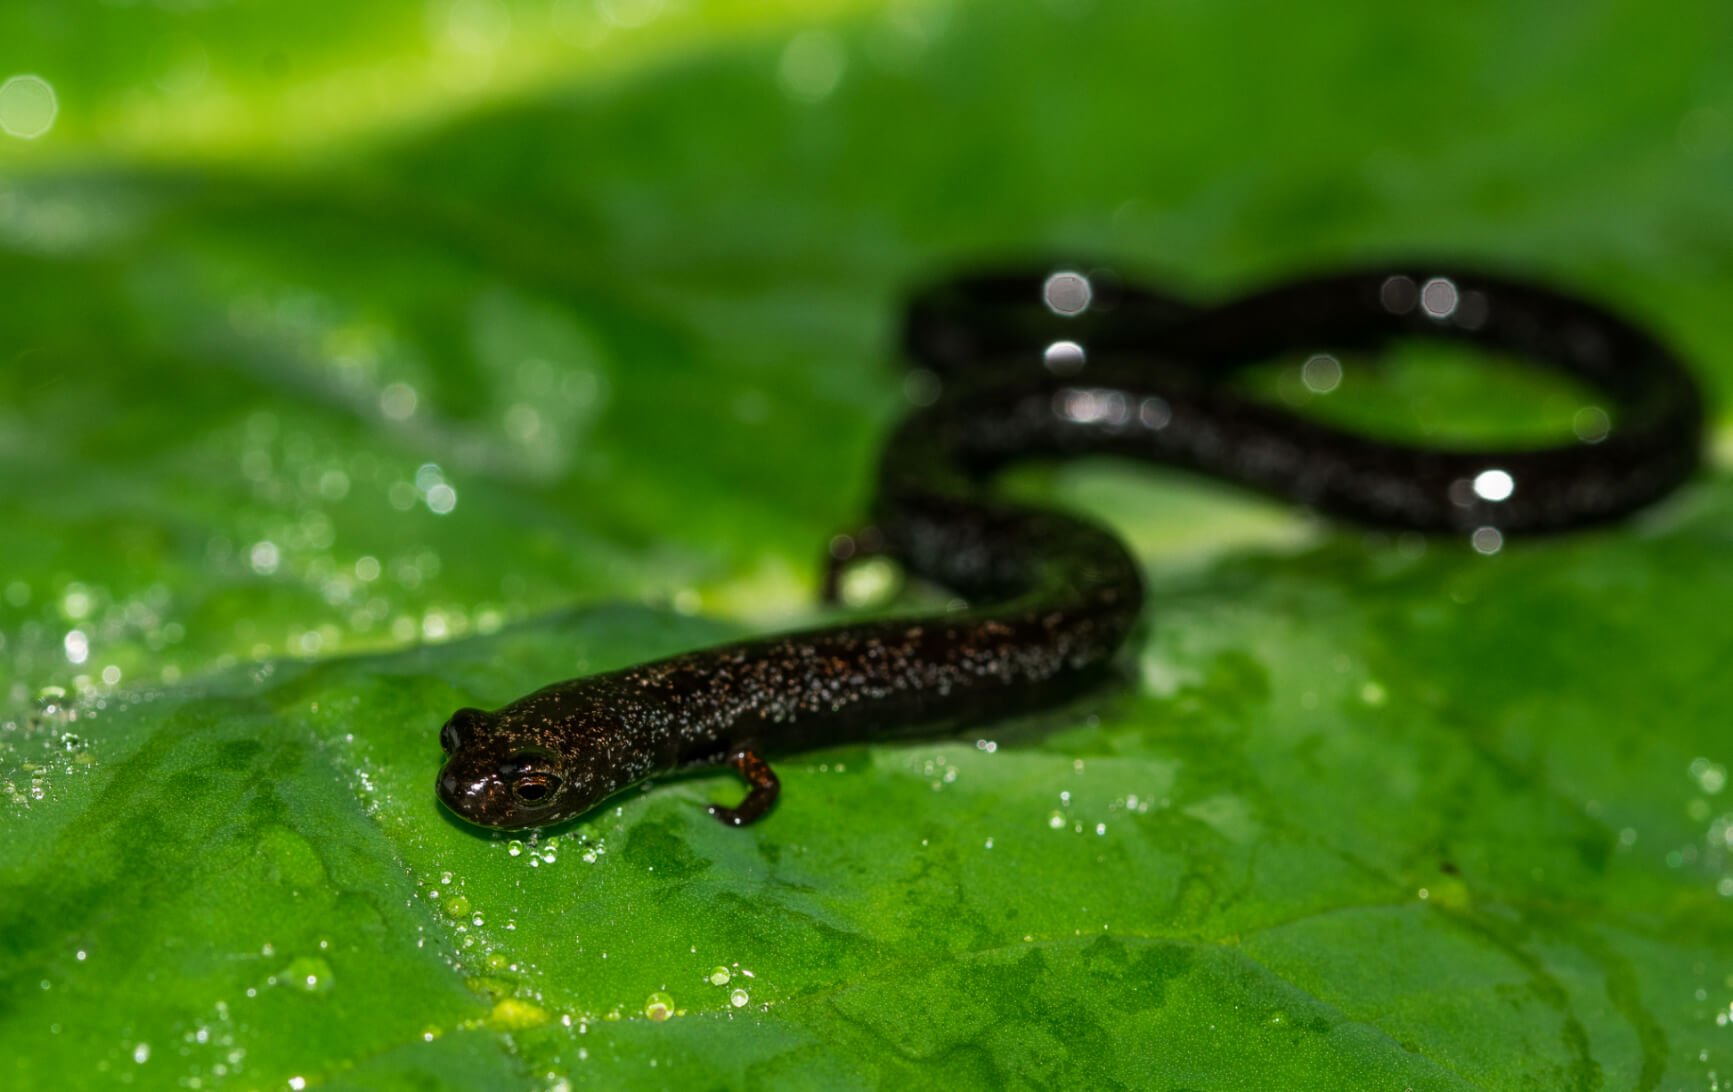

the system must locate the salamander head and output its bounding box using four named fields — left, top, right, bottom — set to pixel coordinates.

left=434, top=707, right=602, bottom=829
